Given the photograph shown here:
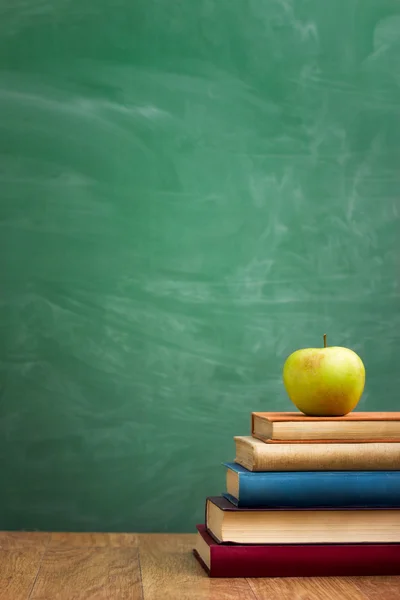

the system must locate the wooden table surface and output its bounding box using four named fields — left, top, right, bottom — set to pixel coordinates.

left=1, top=531, right=400, bottom=599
